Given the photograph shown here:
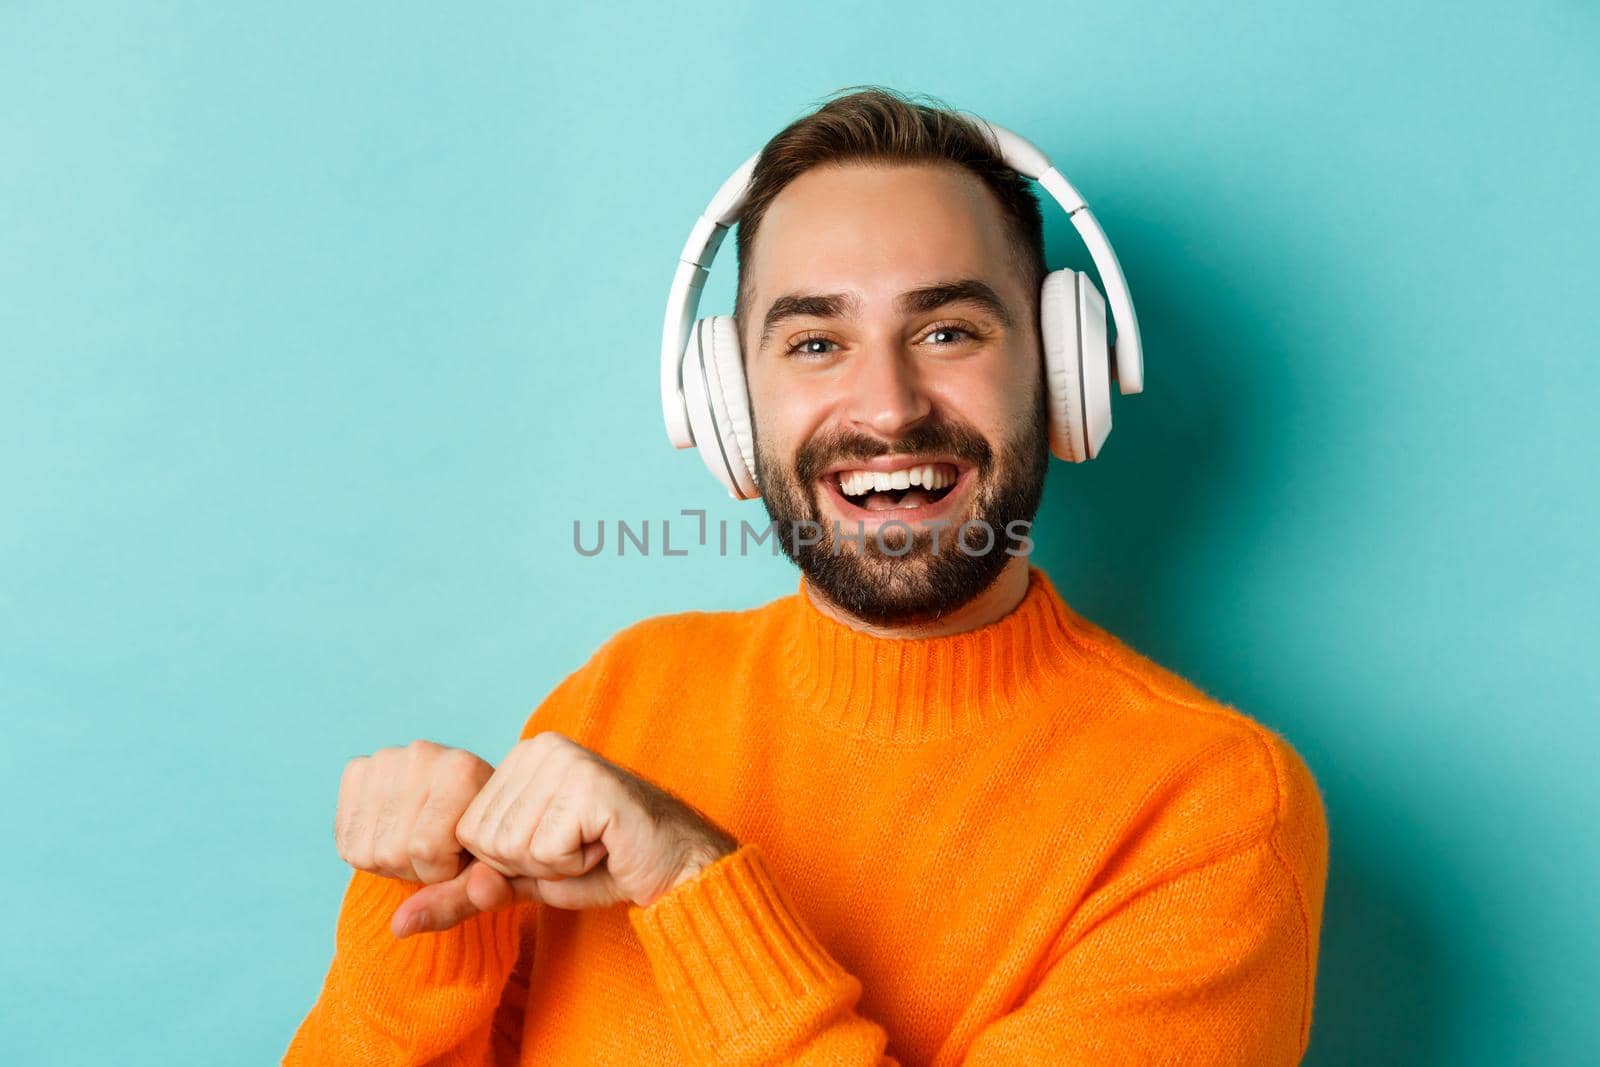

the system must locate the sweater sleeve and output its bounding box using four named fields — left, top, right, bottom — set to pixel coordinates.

left=283, top=645, right=618, bottom=1065
left=282, top=870, right=532, bottom=1065
left=961, top=834, right=1321, bottom=1064
left=628, top=811, right=1326, bottom=1065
